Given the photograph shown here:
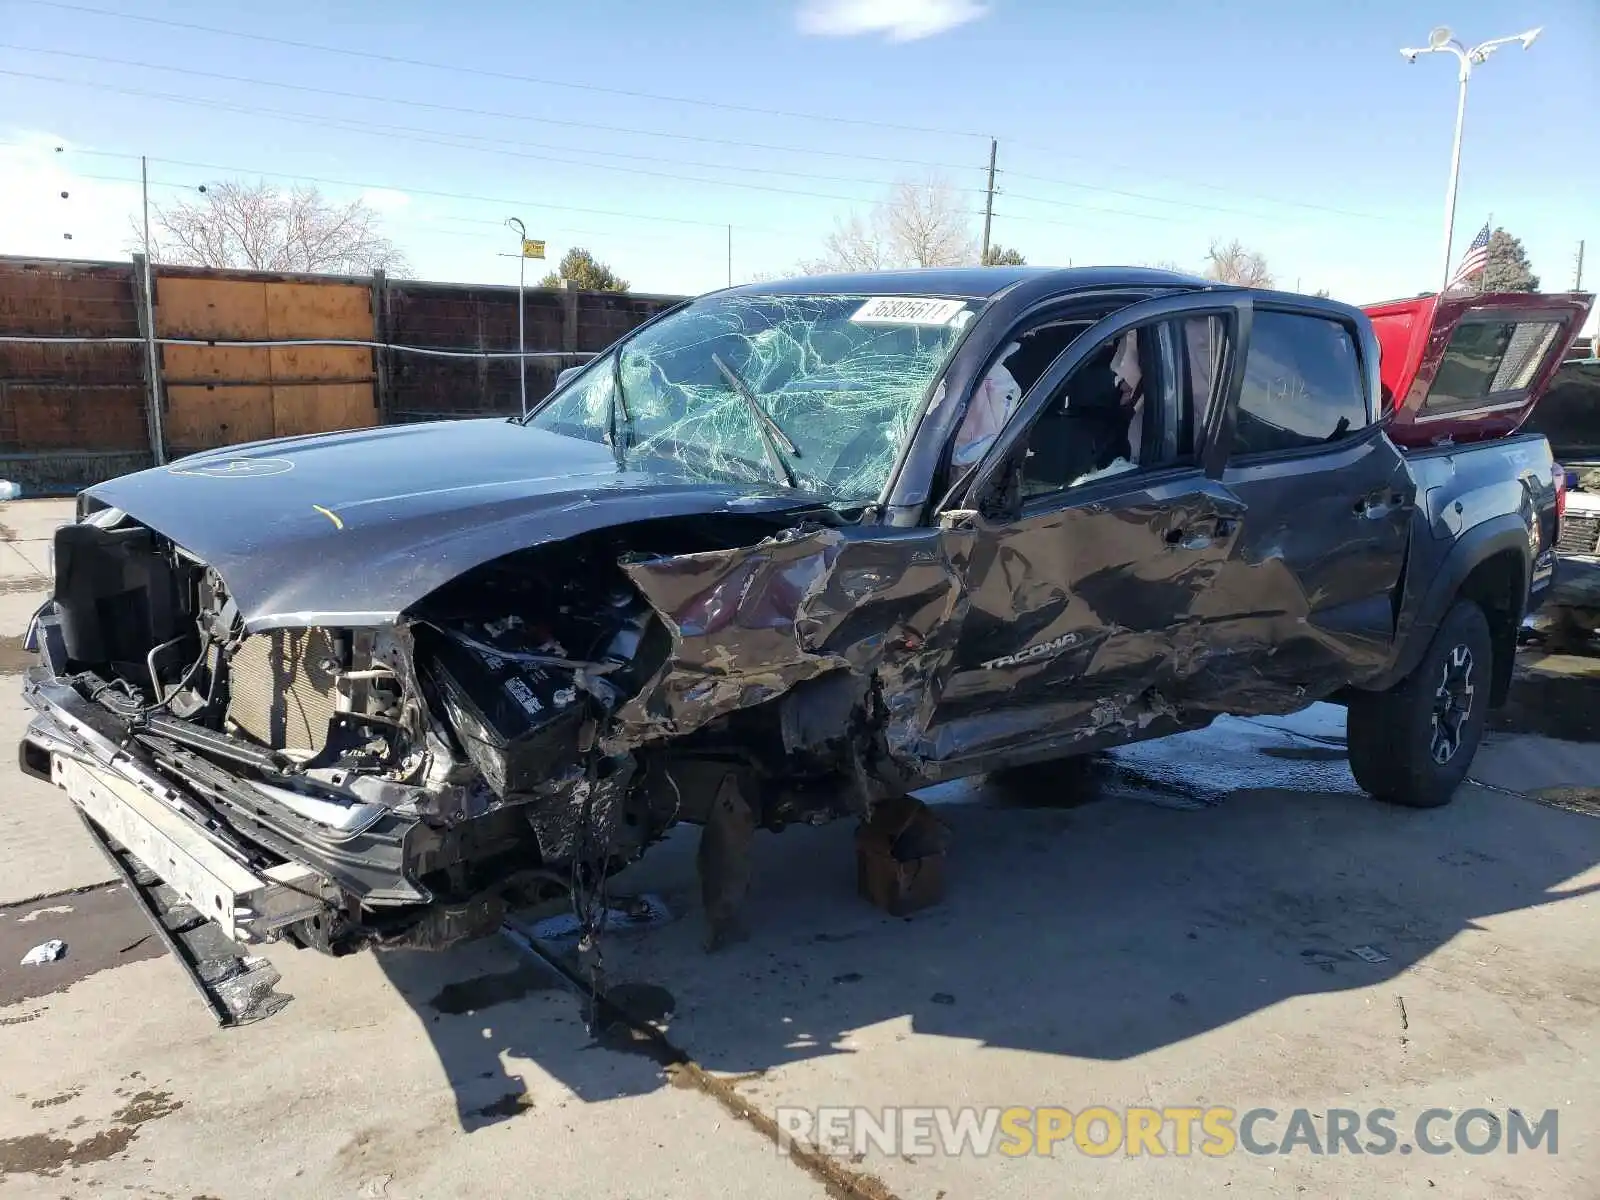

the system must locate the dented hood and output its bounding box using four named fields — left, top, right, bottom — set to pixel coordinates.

left=85, top=419, right=810, bottom=631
